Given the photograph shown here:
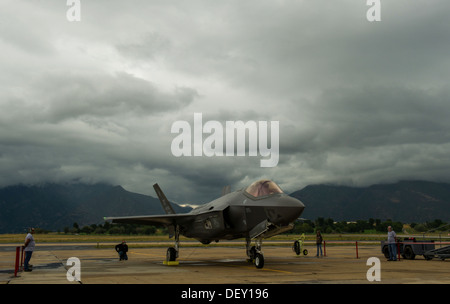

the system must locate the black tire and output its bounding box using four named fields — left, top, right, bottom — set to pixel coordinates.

left=303, top=249, right=308, bottom=256
left=383, top=246, right=390, bottom=259
left=293, top=241, right=300, bottom=255
left=255, top=253, right=264, bottom=269
left=249, top=246, right=257, bottom=260
left=167, top=247, right=177, bottom=261
left=404, top=246, right=415, bottom=260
